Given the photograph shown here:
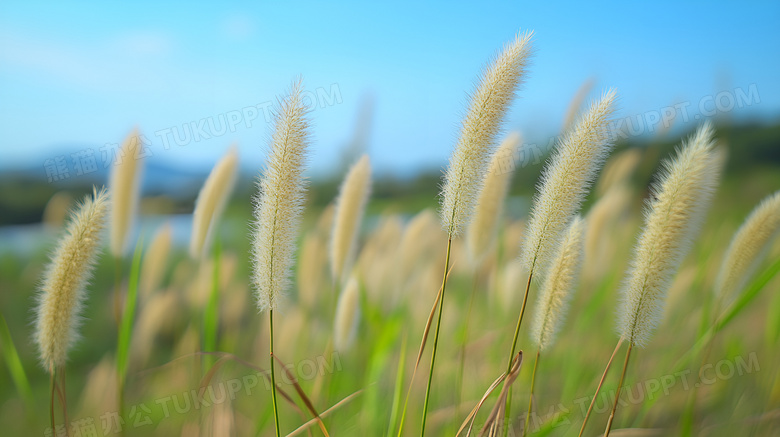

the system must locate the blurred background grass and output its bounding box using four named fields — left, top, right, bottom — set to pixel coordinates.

left=1, top=119, right=779, bottom=435
left=2, top=1, right=780, bottom=435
